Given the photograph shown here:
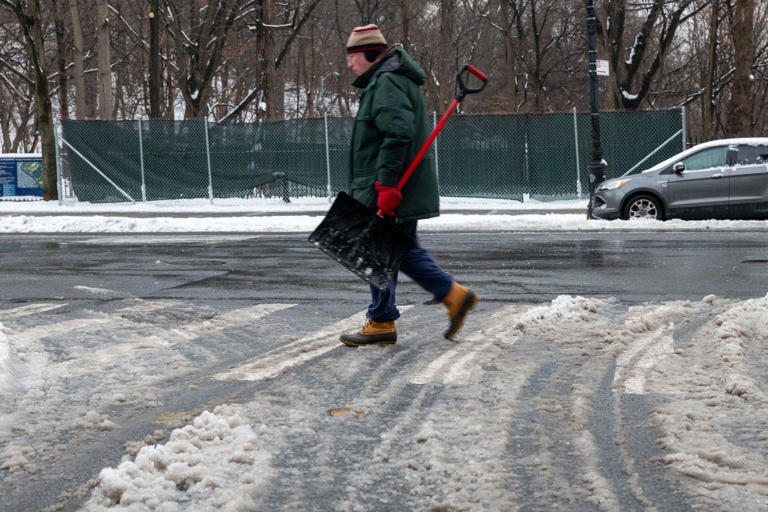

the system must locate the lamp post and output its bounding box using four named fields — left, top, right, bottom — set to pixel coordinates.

left=586, top=0, right=607, bottom=219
